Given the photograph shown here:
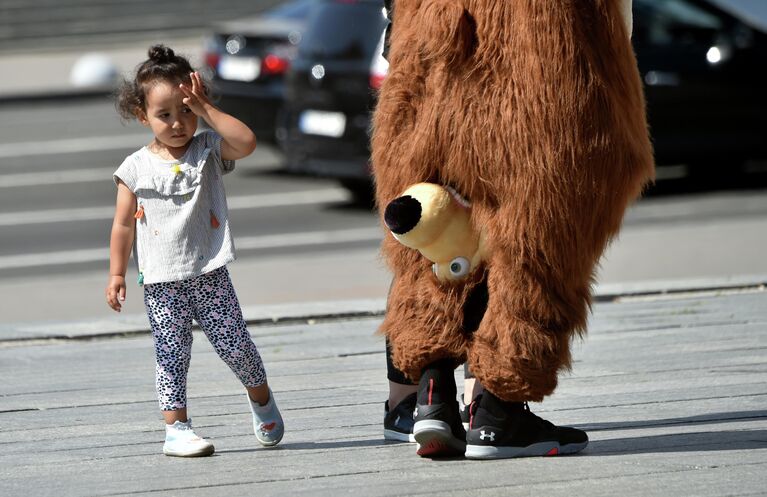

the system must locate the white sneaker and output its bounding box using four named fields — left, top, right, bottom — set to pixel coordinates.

left=248, top=389, right=284, bottom=447
left=163, top=419, right=215, bottom=457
